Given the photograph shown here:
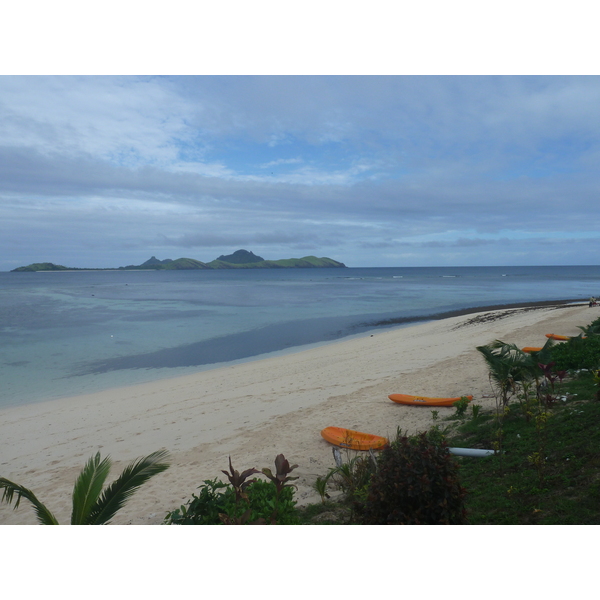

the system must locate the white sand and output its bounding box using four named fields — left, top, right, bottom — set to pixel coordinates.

left=0, top=303, right=596, bottom=525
